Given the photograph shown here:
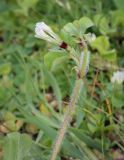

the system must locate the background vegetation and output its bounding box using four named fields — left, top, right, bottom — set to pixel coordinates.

left=0, top=0, right=124, bottom=159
